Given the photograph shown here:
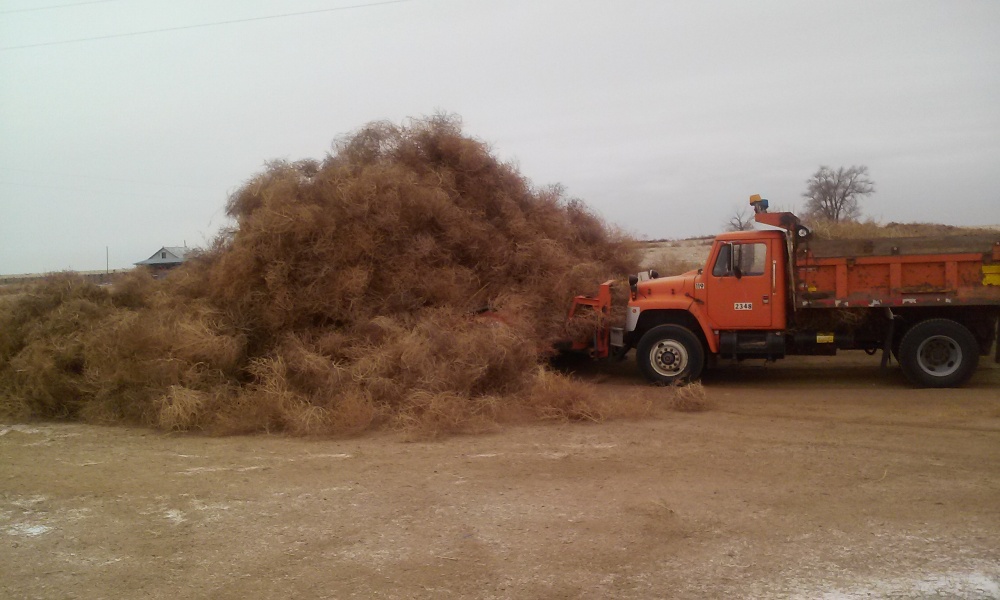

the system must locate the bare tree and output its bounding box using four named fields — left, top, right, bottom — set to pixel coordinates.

left=803, top=165, right=875, bottom=222
left=725, top=204, right=754, bottom=231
